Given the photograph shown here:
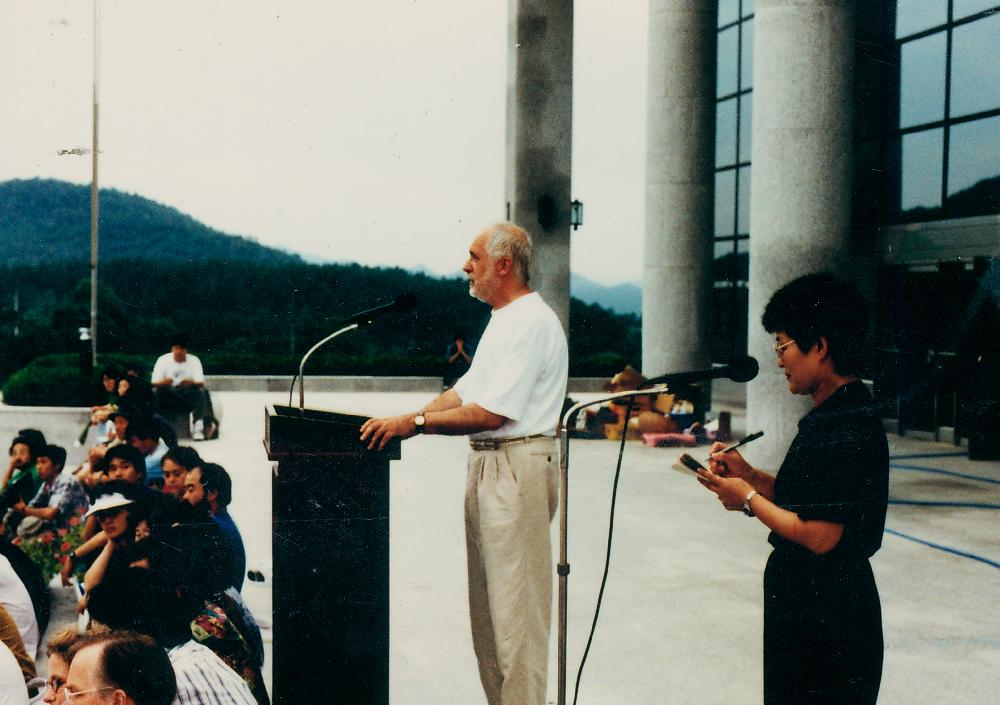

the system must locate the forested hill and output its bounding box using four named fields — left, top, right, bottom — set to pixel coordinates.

left=0, top=178, right=301, bottom=265
left=0, top=178, right=641, bottom=381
